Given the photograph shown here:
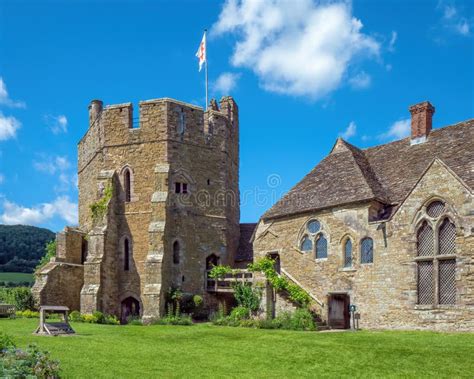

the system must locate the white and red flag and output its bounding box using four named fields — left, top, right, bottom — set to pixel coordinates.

left=195, top=31, right=207, bottom=72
